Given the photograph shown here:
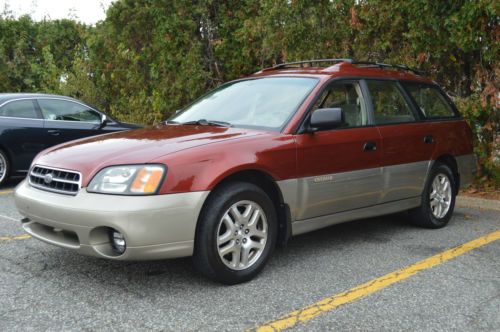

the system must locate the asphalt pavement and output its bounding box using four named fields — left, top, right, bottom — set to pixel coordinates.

left=0, top=179, right=499, bottom=331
